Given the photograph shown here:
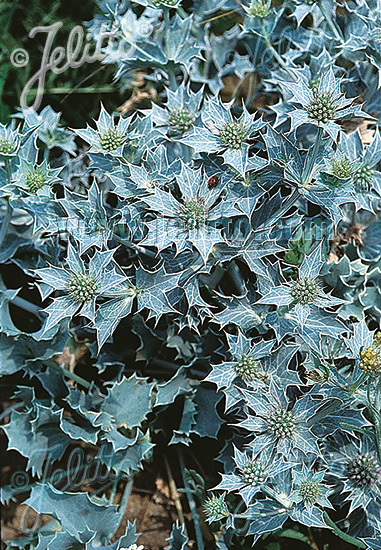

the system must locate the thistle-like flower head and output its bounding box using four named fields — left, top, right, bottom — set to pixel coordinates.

left=74, top=104, right=131, bottom=156
left=235, top=355, right=267, bottom=382
left=268, top=408, right=297, bottom=439
left=241, top=459, right=268, bottom=486
left=347, top=454, right=381, bottom=490
left=179, top=197, right=208, bottom=230
left=308, top=91, right=337, bottom=124
left=203, top=494, right=229, bottom=522
left=99, top=128, right=124, bottom=152
left=354, top=164, right=374, bottom=191
left=245, top=0, right=270, bottom=19
left=219, top=122, right=248, bottom=150
left=291, top=277, right=320, bottom=305
left=68, top=273, right=98, bottom=304
left=168, top=107, right=195, bottom=134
